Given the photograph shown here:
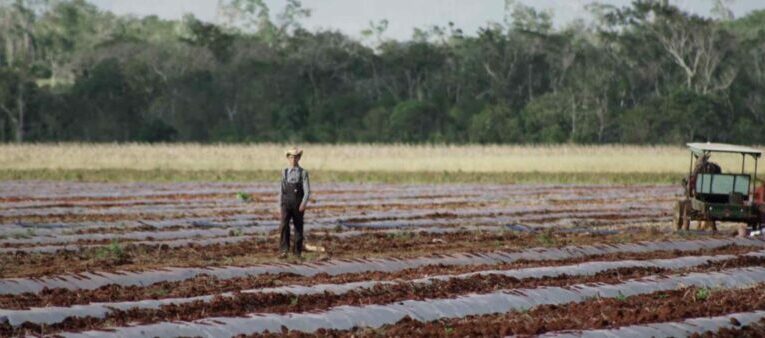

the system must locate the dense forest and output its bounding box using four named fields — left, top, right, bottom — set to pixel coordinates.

left=1, top=0, right=764, bottom=144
